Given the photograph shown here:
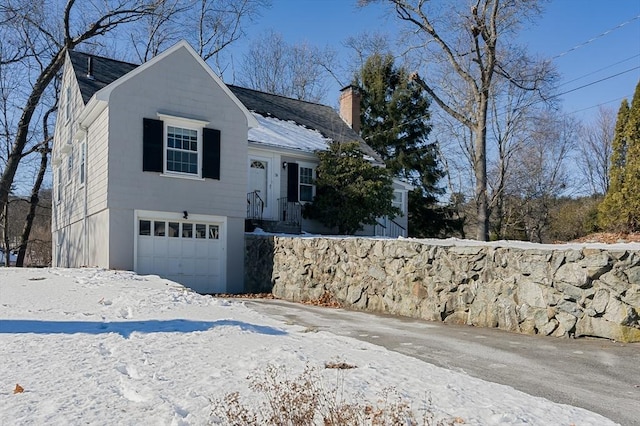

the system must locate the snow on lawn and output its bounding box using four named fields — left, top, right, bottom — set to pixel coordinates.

left=0, top=268, right=616, bottom=426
